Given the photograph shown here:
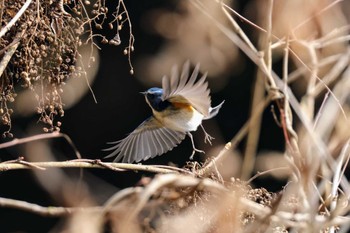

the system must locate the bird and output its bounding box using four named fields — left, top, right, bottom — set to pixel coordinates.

left=104, top=61, right=224, bottom=163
